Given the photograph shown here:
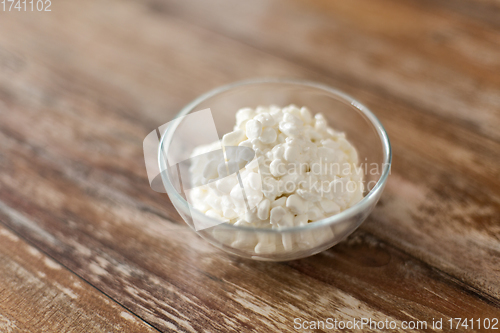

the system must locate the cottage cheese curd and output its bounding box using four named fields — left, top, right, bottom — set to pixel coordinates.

left=188, top=105, right=364, bottom=237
